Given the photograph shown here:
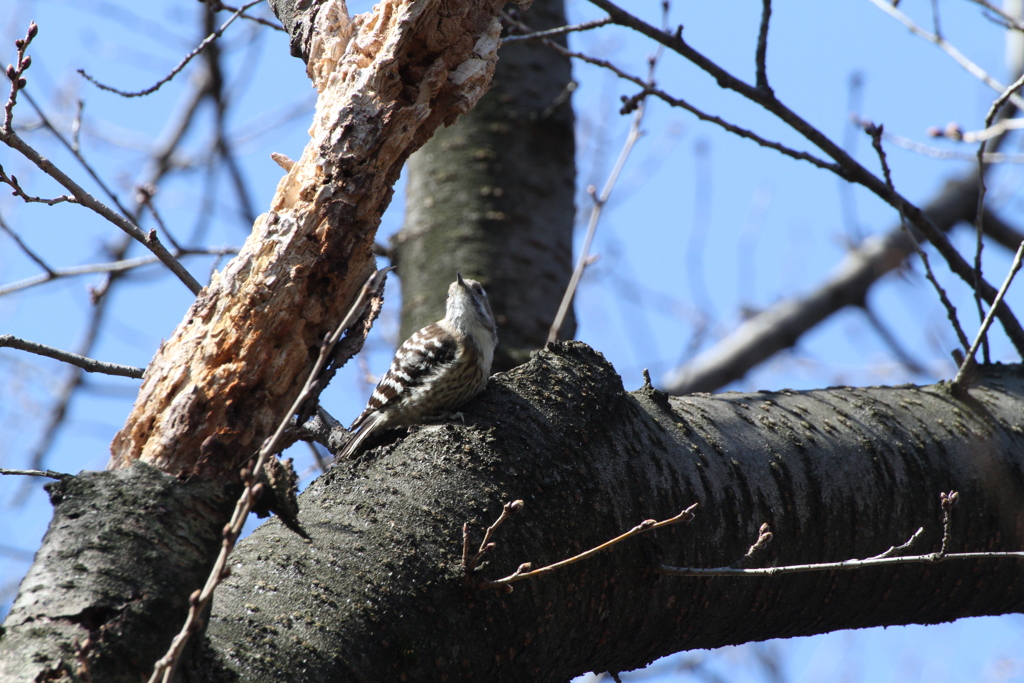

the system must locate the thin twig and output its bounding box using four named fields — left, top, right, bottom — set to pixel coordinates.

left=661, top=489, right=1021, bottom=576
left=503, top=17, right=613, bottom=42
left=0, top=214, right=53, bottom=274
left=972, top=70, right=1024, bottom=363
left=865, top=122, right=971, bottom=353
left=0, top=164, right=75, bottom=205
left=0, top=467, right=69, bottom=479
left=659, top=546, right=1024, bottom=576
left=871, top=126, right=1024, bottom=162
left=953, top=240, right=1024, bottom=387
left=547, top=93, right=645, bottom=342
left=547, top=34, right=663, bottom=343
left=0, top=248, right=238, bottom=298
left=206, top=0, right=286, bottom=31
left=0, top=334, right=145, bottom=378
left=1, top=130, right=202, bottom=294
left=755, top=0, right=772, bottom=93
left=2, top=22, right=37, bottom=134
left=481, top=504, right=699, bottom=588
left=557, top=46, right=842, bottom=175
left=587, top=0, right=1024, bottom=353
left=463, top=499, right=525, bottom=575
left=931, top=116, right=1024, bottom=144
left=865, top=0, right=1024, bottom=110
left=964, top=0, right=1024, bottom=30
left=147, top=267, right=393, bottom=683
left=20, top=89, right=136, bottom=220
left=79, top=0, right=263, bottom=98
